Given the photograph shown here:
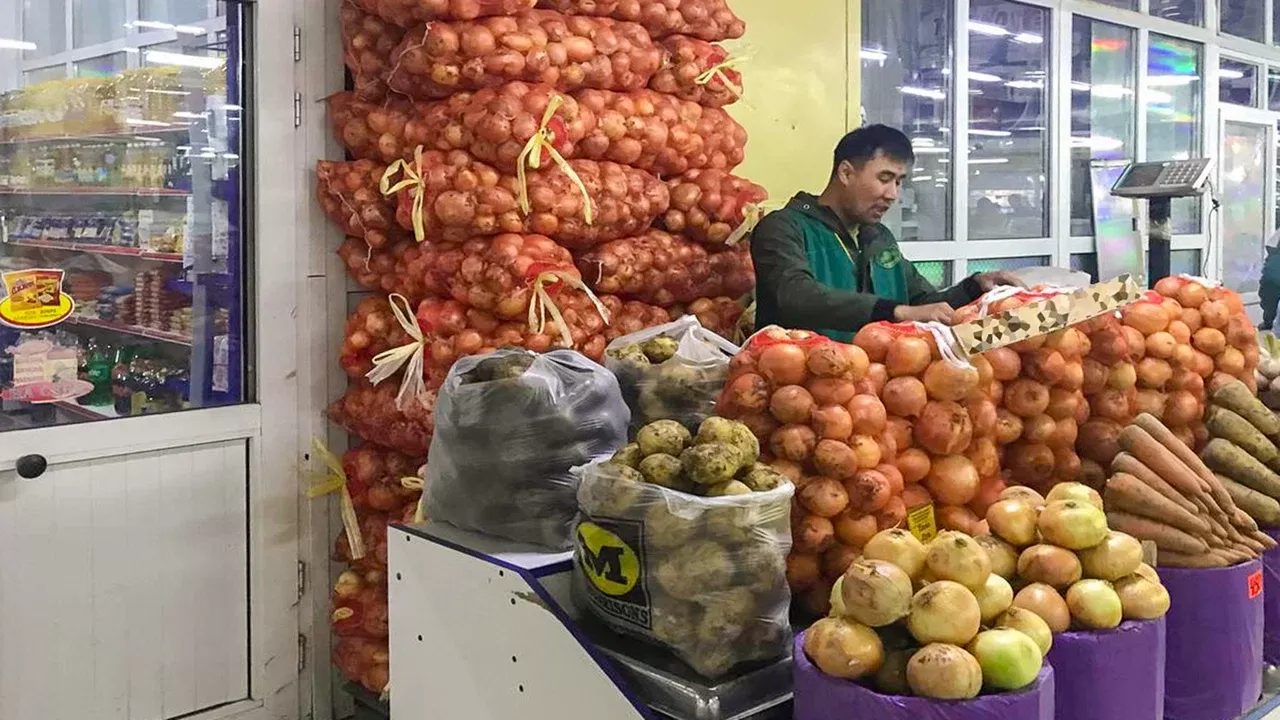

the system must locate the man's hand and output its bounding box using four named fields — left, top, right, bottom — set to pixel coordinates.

left=975, top=270, right=1027, bottom=292
left=894, top=302, right=955, bottom=325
